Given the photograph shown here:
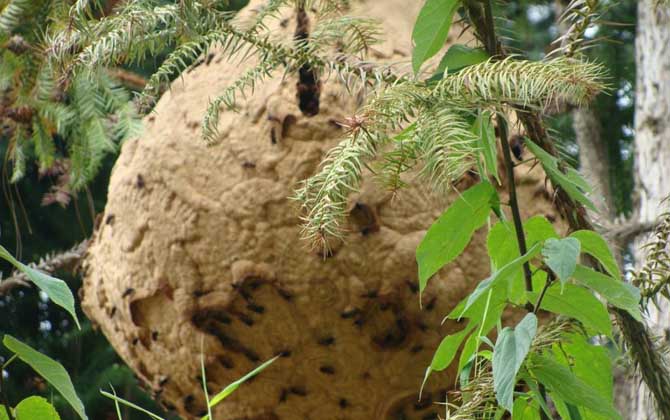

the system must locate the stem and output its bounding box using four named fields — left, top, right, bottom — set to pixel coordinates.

left=482, top=0, right=499, bottom=55
left=479, top=0, right=534, bottom=305
left=538, top=384, right=550, bottom=420
left=533, top=272, right=554, bottom=314
left=499, top=115, right=535, bottom=302
left=1, top=355, right=17, bottom=370
left=0, top=366, right=15, bottom=420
